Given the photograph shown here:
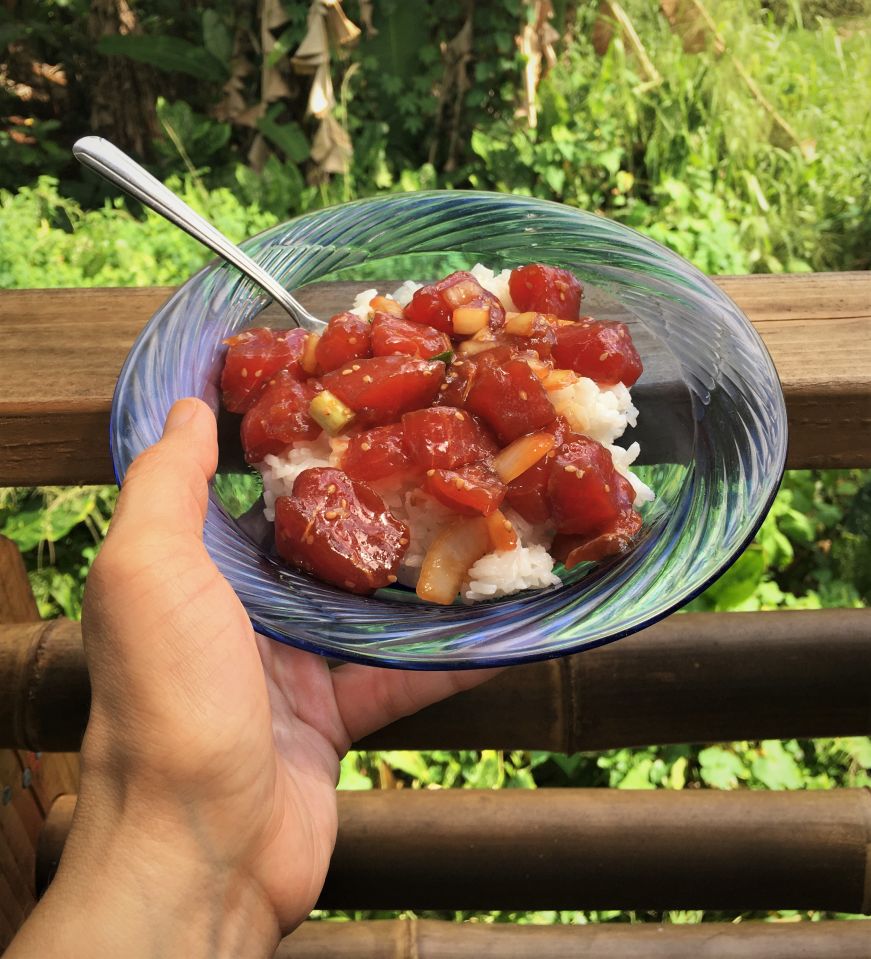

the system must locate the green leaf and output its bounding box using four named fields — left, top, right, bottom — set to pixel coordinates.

left=703, top=546, right=766, bottom=611
left=97, top=34, right=228, bottom=84
left=202, top=10, right=232, bottom=65
left=429, top=350, right=453, bottom=365
left=839, top=737, right=871, bottom=768
left=2, top=505, right=46, bottom=552
left=380, top=750, right=433, bottom=784
left=751, top=740, right=804, bottom=790
left=698, top=746, right=748, bottom=789
left=256, top=105, right=310, bottom=164
left=616, top=757, right=655, bottom=789
left=213, top=473, right=263, bottom=519
left=337, top=752, right=374, bottom=790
